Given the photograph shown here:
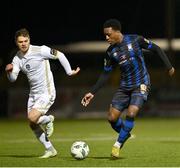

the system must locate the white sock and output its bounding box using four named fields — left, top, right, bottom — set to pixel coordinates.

left=37, top=115, right=51, bottom=124
left=39, top=132, right=52, bottom=149
left=114, top=141, right=121, bottom=148
left=48, top=146, right=55, bottom=151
